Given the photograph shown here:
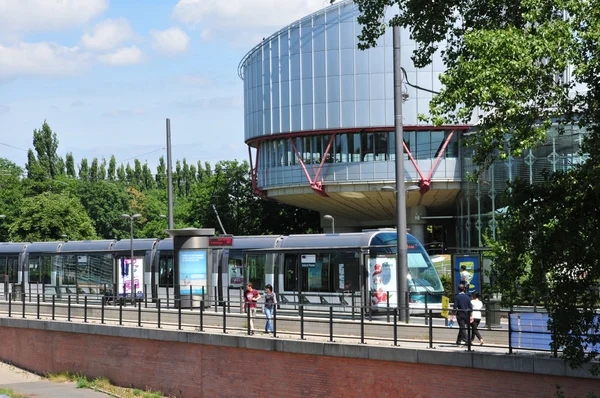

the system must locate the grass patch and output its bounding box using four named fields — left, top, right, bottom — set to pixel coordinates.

left=47, top=373, right=168, bottom=397
left=0, top=388, right=27, bottom=398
